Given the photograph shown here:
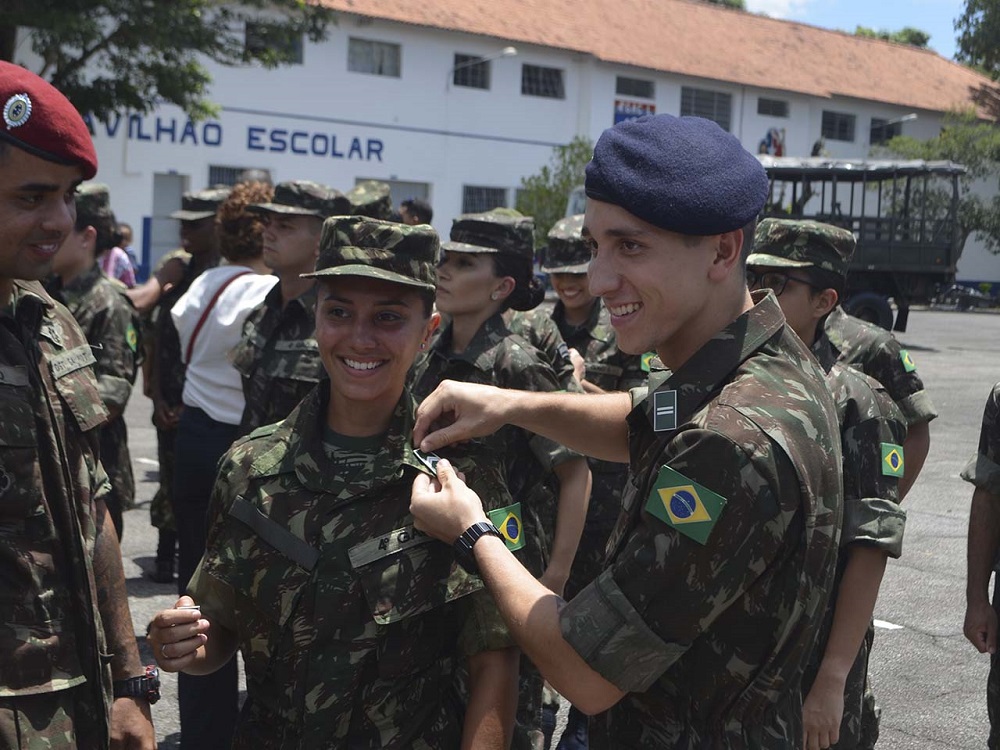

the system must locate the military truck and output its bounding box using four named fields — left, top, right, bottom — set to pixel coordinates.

left=566, top=157, right=967, bottom=331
